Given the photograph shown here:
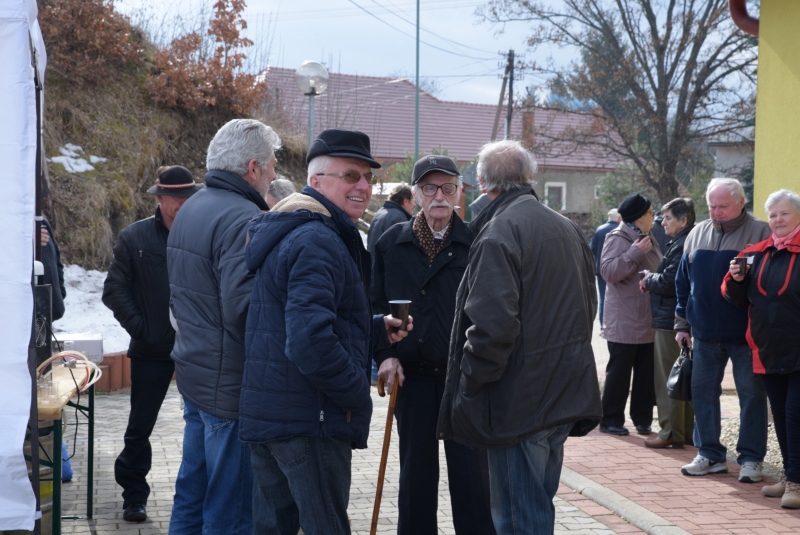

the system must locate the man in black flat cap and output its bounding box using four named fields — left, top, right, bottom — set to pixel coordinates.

left=240, top=128, right=412, bottom=534
left=102, top=165, right=202, bottom=523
